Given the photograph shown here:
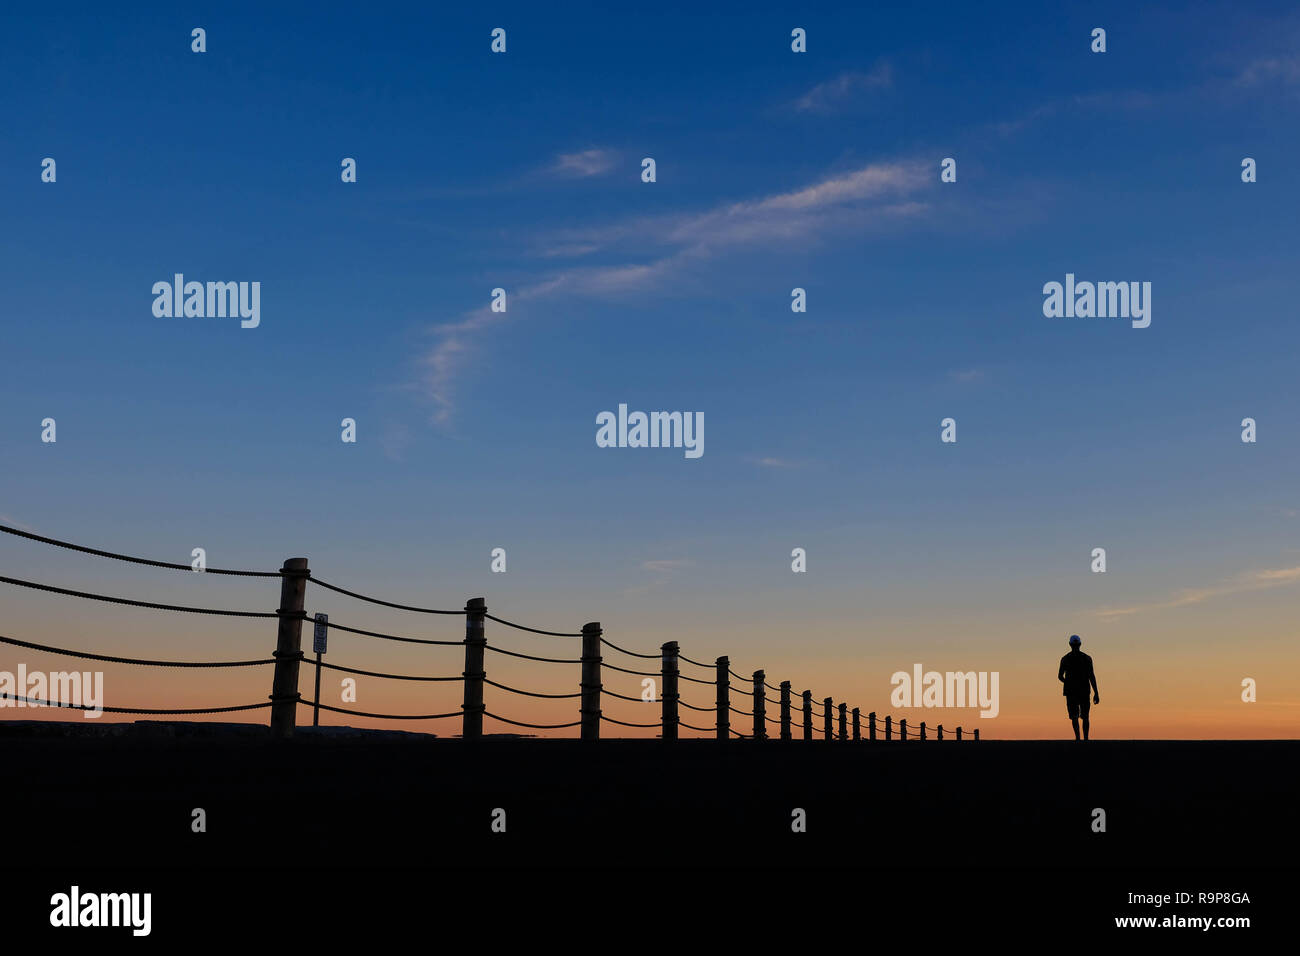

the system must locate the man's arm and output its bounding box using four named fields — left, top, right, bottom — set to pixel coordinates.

left=1089, top=659, right=1099, bottom=701
left=1058, top=656, right=1067, bottom=684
